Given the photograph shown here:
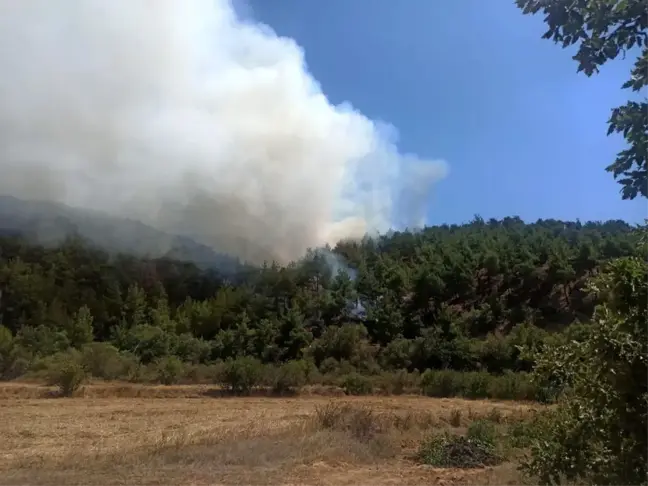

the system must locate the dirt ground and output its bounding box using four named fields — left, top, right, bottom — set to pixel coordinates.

left=0, top=383, right=538, bottom=485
